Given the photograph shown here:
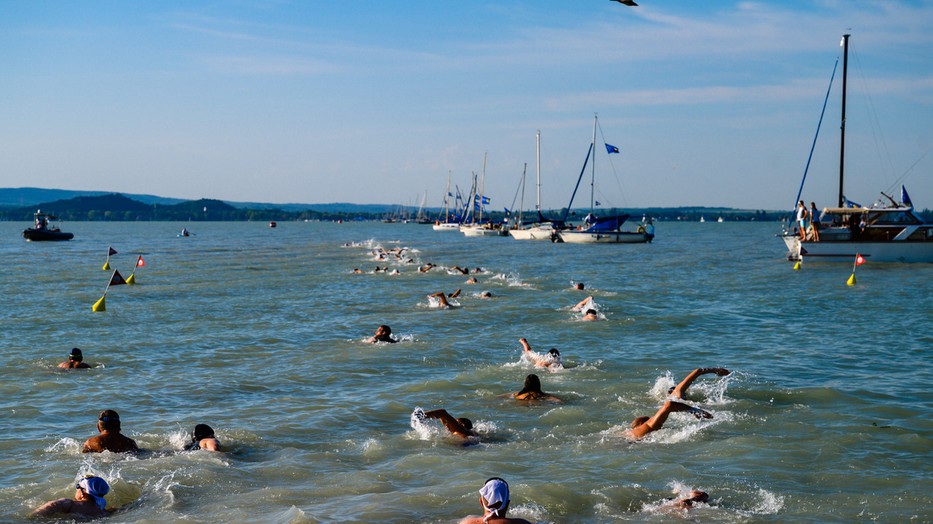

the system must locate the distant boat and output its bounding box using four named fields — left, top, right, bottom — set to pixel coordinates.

left=460, top=152, right=508, bottom=237
left=781, top=34, right=933, bottom=263
left=269, top=221, right=277, bottom=228
left=557, top=115, right=651, bottom=244
left=22, top=210, right=73, bottom=241
left=433, top=170, right=461, bottom=231
left=717, top=216, right=724, bottom=223
left=510, top=131, right=560, bottom=241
